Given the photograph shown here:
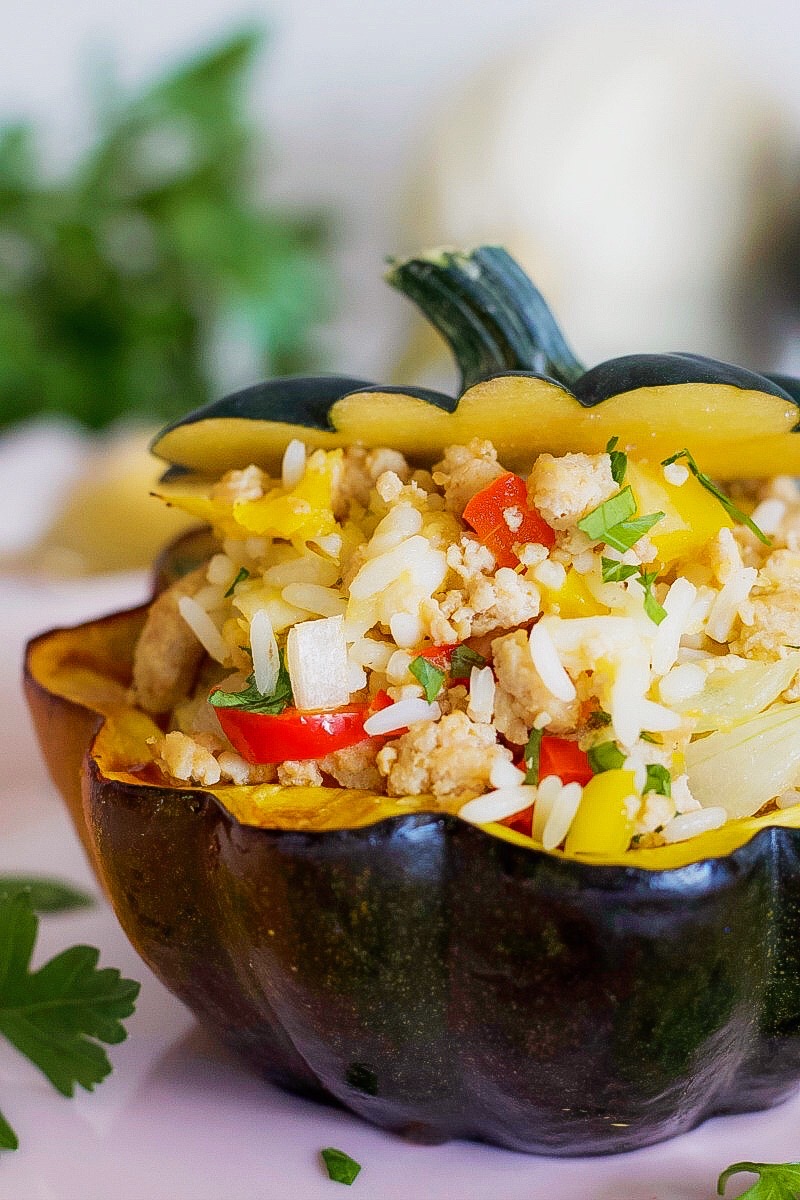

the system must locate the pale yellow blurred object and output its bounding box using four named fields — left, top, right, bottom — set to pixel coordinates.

left=31, top=429, right=197, bottom=576
left=402, top=11, right=800, bottom=379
